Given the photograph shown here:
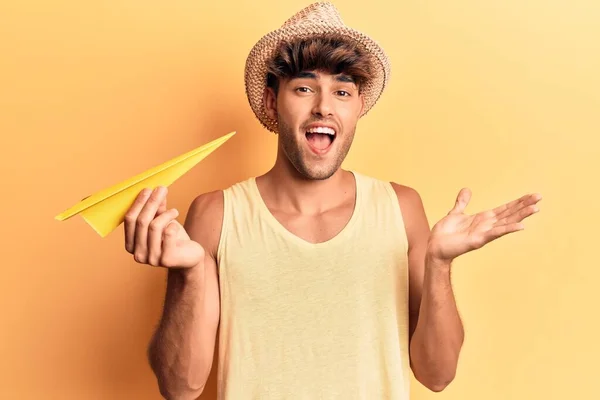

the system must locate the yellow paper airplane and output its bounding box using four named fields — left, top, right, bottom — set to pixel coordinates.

left=55, top=131, right=236, bottom=237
